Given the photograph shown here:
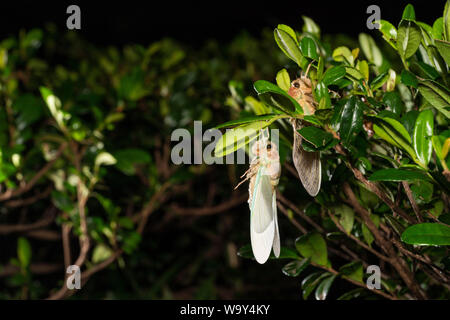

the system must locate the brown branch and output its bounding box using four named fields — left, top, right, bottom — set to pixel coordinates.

left=4, top=186, right=52, bottom=208
left=402, top=181, right=422, bottom=223
left=308, top=261, right=397, bottom=300
left=0, top=207, right=56, bottom=234
left=0, top=143, right=66, bottom=201
left=328, top=210, right=391, bottom=262
left=277, top=192, right=325, bottom=233
left=343, top=182, right=427, bottom=300
left=277, top=201, right=307, bottom=234
left=170, top=192, right=247, bottom=217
